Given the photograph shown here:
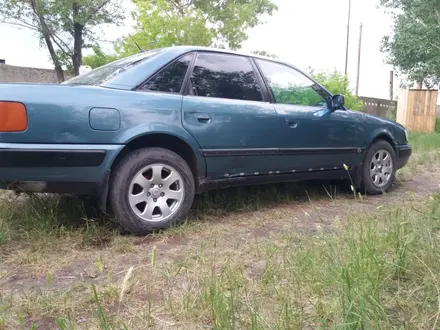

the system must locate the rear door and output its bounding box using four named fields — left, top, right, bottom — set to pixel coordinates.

left=181, top=52, right=279, bottom=179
